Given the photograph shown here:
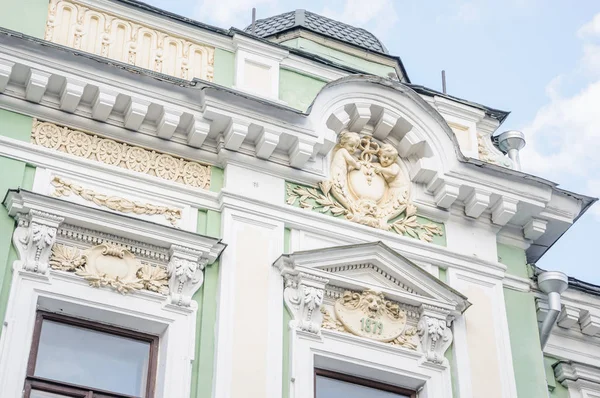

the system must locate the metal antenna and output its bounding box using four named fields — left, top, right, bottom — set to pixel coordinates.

left=441, top=70, right=447, bottom=94
left=251, top=8, right=256, bottom=34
